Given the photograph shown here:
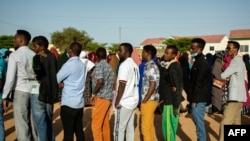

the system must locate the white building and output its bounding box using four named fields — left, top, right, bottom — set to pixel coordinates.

left=171, top=35, right=229, bottom=55
left=229, top=29, right=250, bottom=55
left=139, top=38, right=167, bottom=49
left=139, top=29, right=250, bottom=56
